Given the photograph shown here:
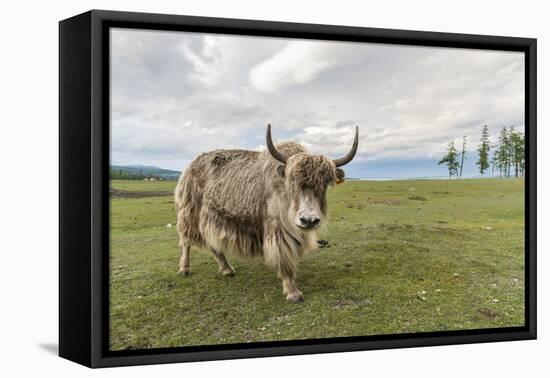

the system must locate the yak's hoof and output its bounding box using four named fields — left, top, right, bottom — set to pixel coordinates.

left=286, top=292, right=304, bottom=303
left=221, top=267, right=236, bottom=276
left=177, top=270, right=191, bottom=277
left=317, top=239, right=329, bottom=248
